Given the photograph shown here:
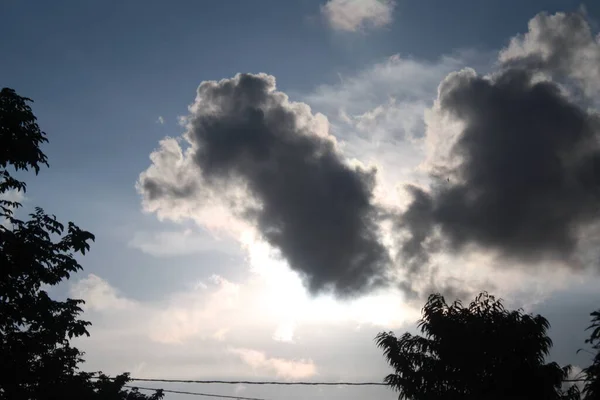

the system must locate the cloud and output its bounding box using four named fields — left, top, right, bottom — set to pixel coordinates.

left=70, top=274, right=135, bottom=311
left=499, top=11, right=600, bottom=96
left=71, top=273, right=245, bottom=344
left=0, top=189, right=25, bottom=228
left=138, top=138, right=252, bottom=242
left=306, top=53, right=473, bottom=125
left=69, top=270, right=419, bottom=383
left=69, top=265, right=586, bottom=385
left=136, top=16, right=598, bottom=302
left=156, top=116, right=165, bottom=124
left=0, top=188, right=25, bottom=204
left=398, top=11, right=600, bottom=273
left=150, top=274, right=241, bottom=344
left=321, top=0, right=395, bottom=32
left=212, top=328, right=230, bottom=341
left=303, top=52, right=488, bottom=209
left=138, top=73, right=390, bottom=298
left=229, top=348, right=317, bottom=379
left=273, top=321, right=296, bottom=343
left=128, top=228, right=233, bottom=257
